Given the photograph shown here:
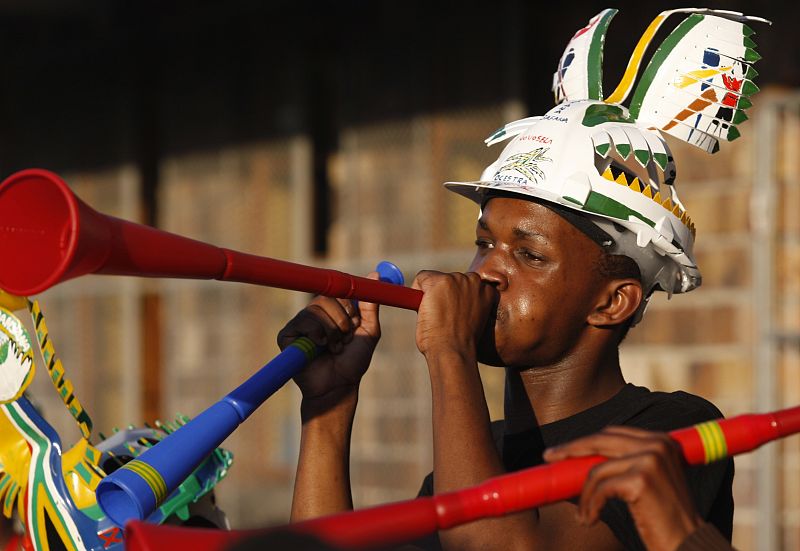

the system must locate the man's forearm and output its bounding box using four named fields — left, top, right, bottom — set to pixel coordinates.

left=427, top=350, right=539, bottom=550
left=429, top=350, right=503, bottom=489
left=291, top=388, right=358, bottom=521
